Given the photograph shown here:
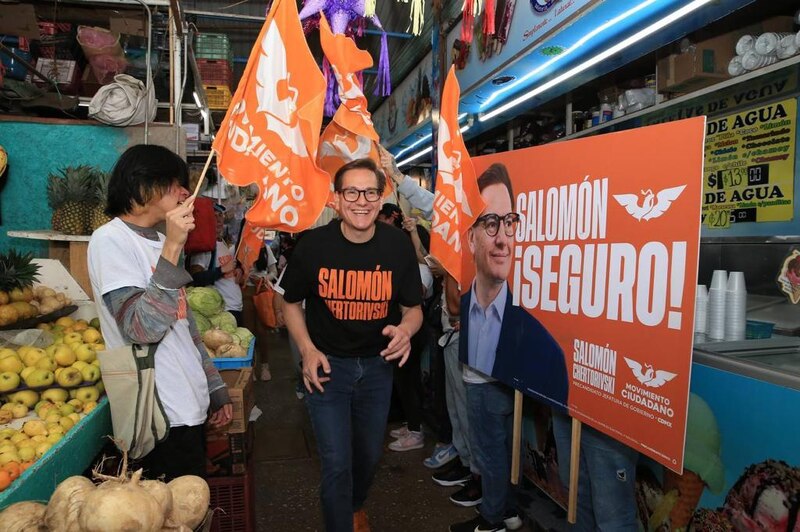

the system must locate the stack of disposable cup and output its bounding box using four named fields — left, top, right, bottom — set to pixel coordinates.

left=742, top=50, right=778, bottom=70
left=736, top=34, right=755, bottom=56
left=755, top=32, right=792, bottom=56
left=728, top=56, right=746, bottom=76
left=777, top=35, right=798, bottom=59
left=694, top=285, right=708, bottom=334
left=707, top=270, right=727, bottom=340
left=725, top=272, right=747, bottom=341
